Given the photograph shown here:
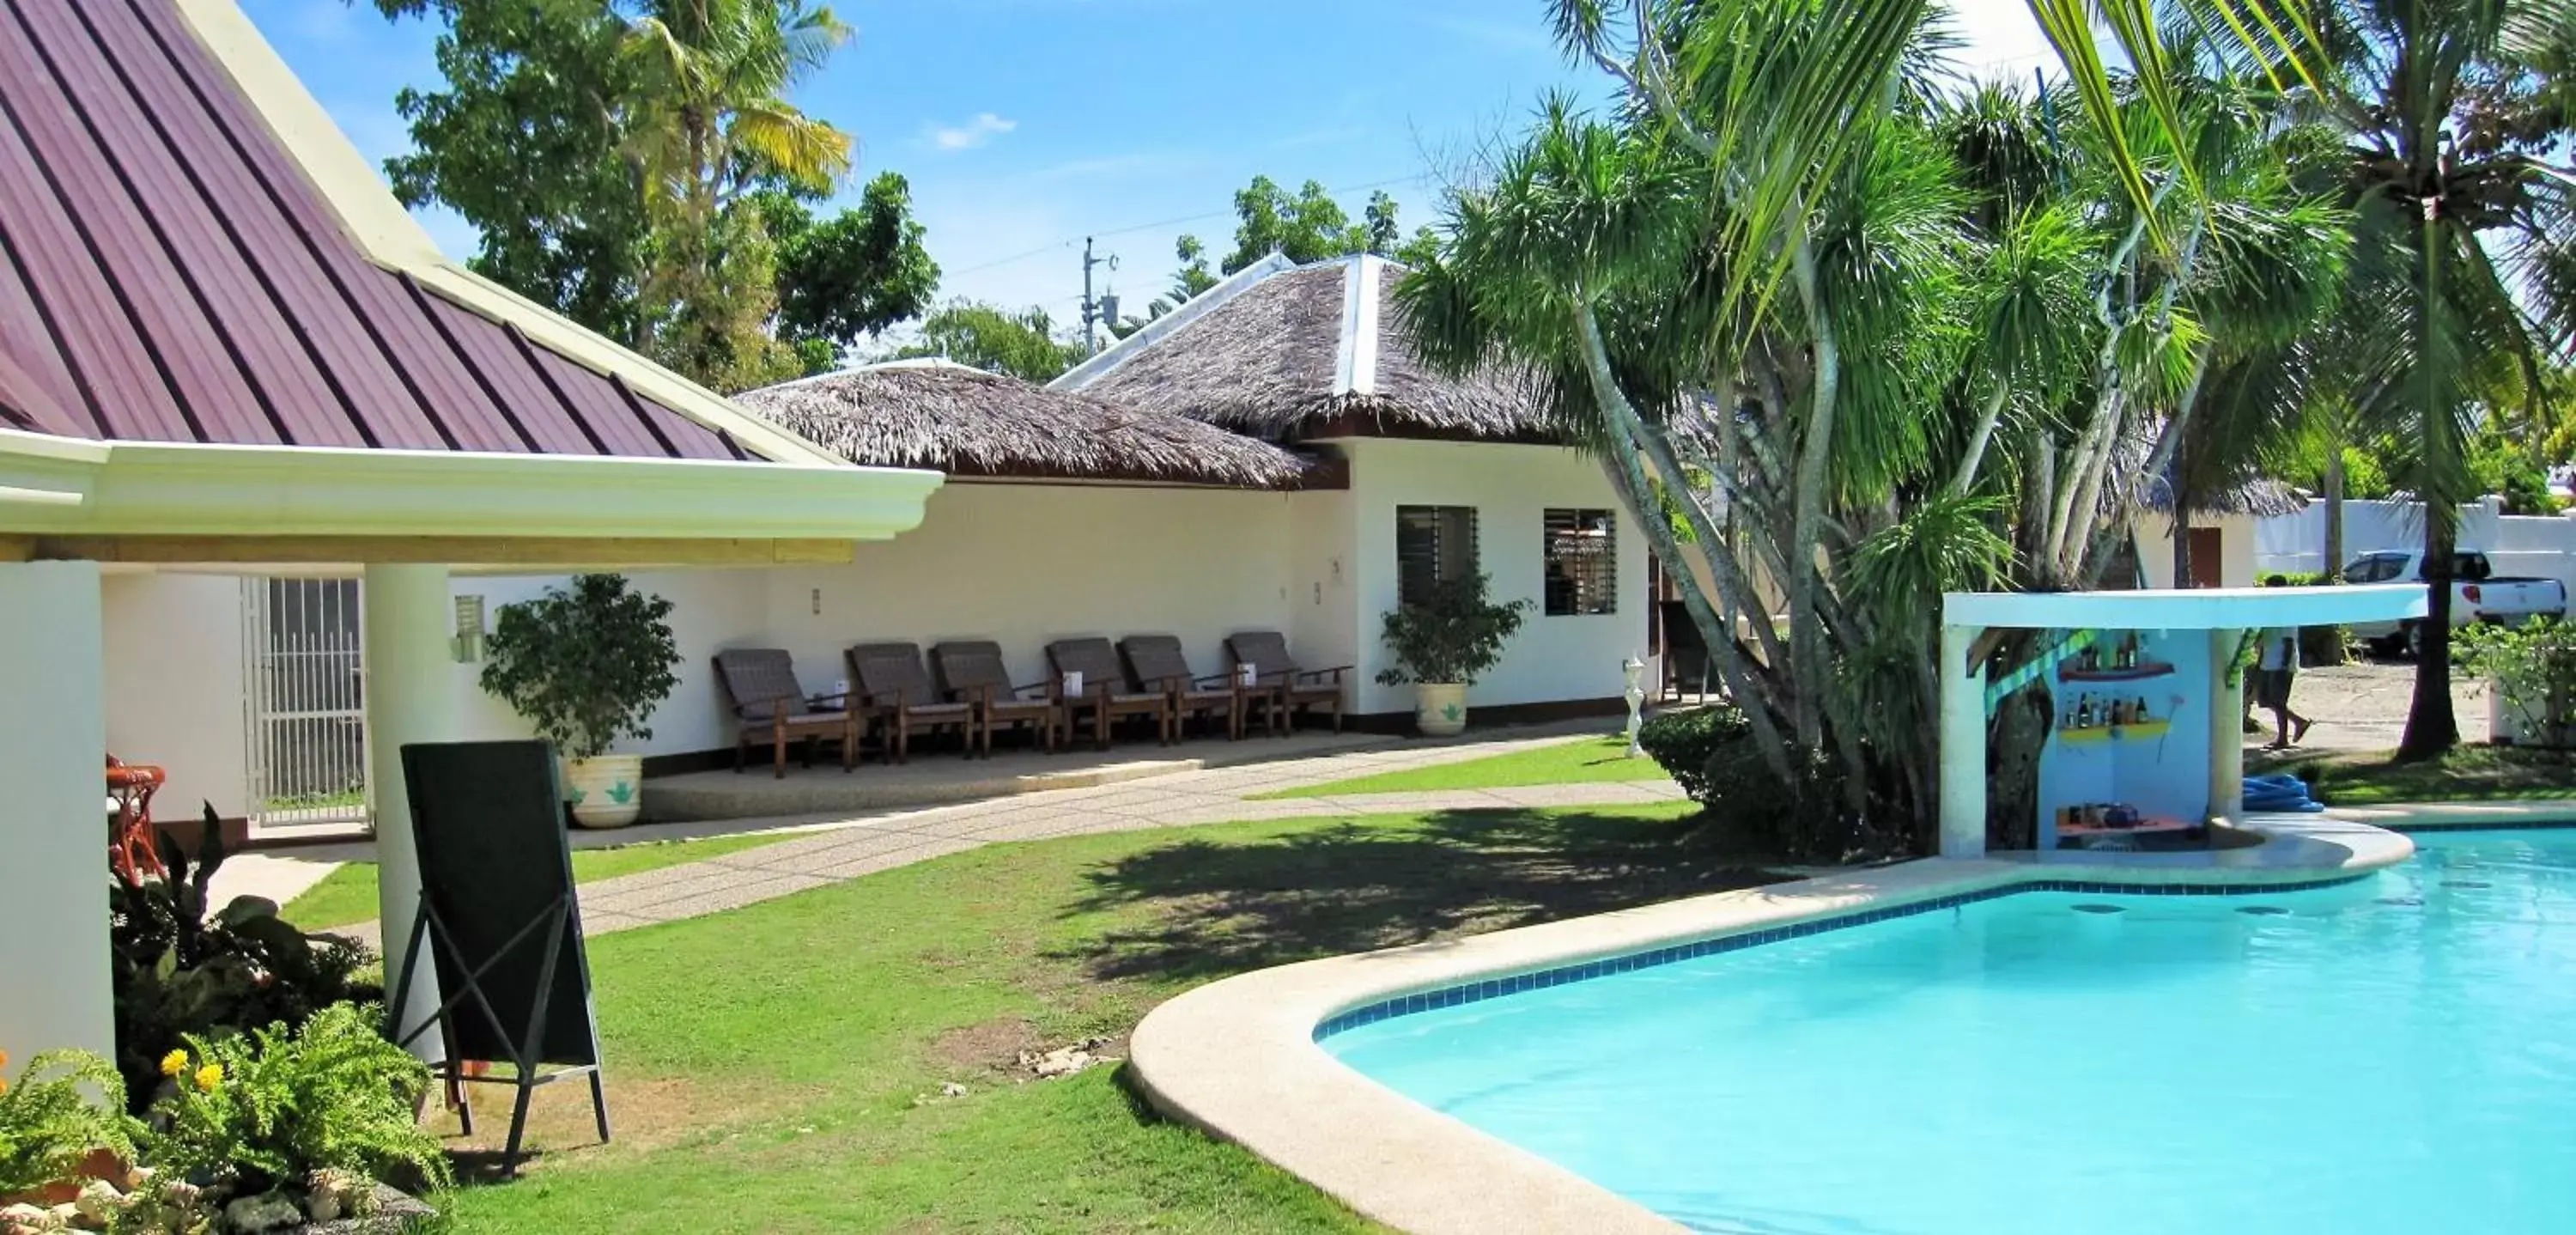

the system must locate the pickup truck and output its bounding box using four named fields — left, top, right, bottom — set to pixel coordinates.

left=2344, top=550, right=2568, bottom=655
